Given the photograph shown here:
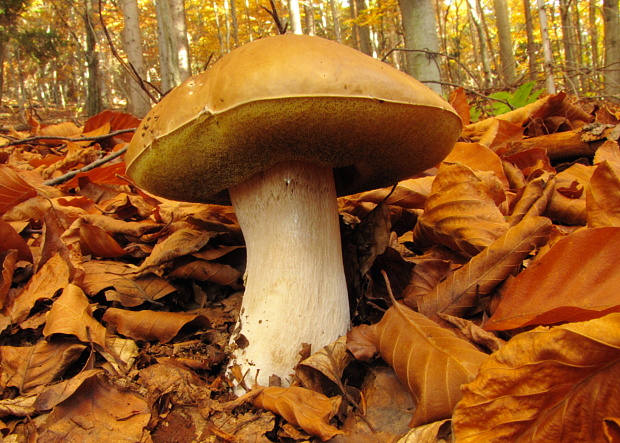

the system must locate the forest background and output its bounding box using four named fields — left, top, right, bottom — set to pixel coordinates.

left=0, top=0, right=619, bottom=125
